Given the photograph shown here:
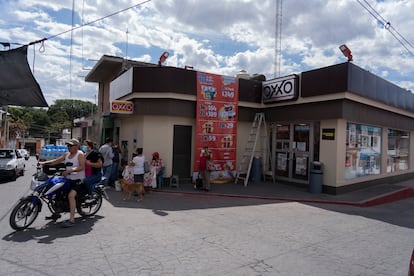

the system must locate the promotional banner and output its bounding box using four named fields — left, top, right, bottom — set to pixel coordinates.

left=194, top=72, right=238, bottom=183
